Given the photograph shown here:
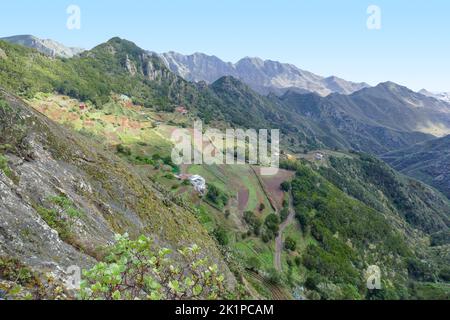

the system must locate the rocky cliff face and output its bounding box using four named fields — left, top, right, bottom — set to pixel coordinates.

left=0, top=89, right=234, bottom=294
